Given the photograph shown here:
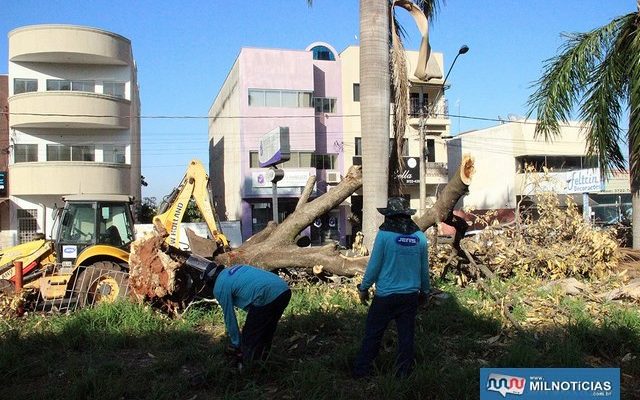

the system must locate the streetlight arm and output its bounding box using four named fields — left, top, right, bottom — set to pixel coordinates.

left=442, top=45, right=469, bottom=89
